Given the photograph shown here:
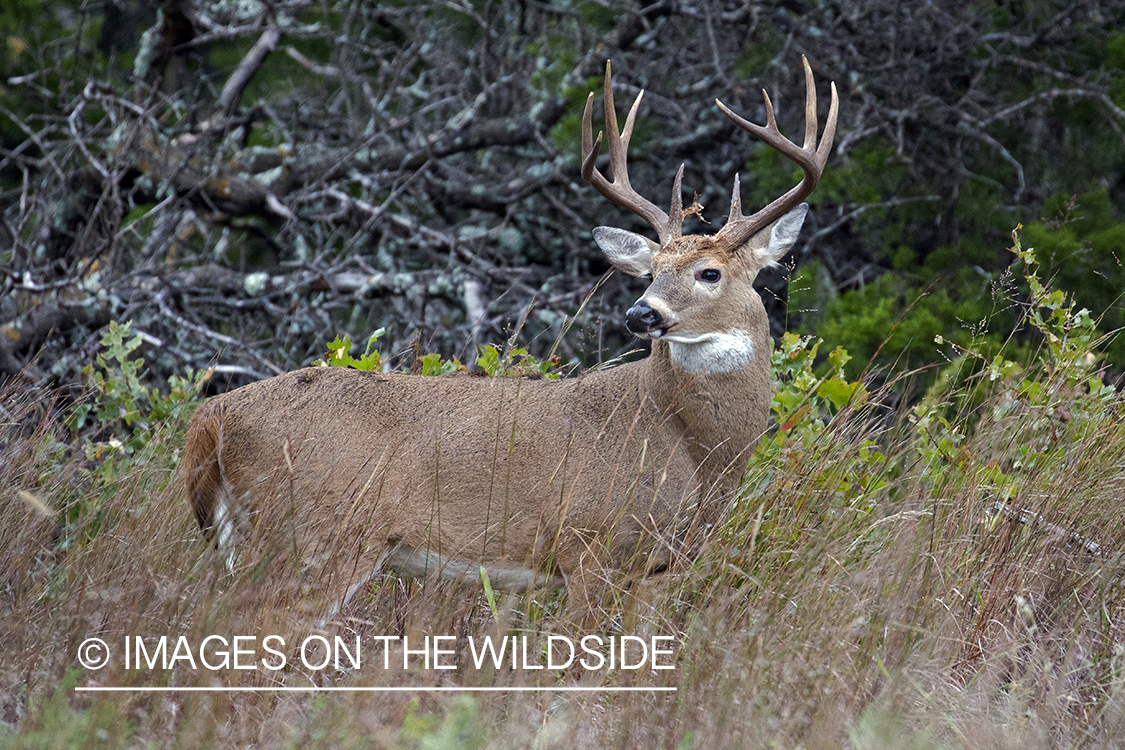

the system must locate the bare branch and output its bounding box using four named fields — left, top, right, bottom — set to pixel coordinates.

left=214, top=20, right=282, bottom=119
left=976, top=87, right=1125, bottom=130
